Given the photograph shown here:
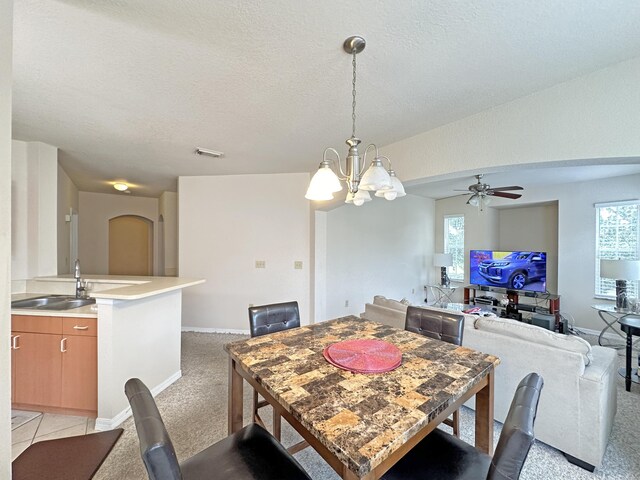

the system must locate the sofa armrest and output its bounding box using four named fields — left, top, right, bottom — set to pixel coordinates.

left=574, top=346, right=618, bottom=467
